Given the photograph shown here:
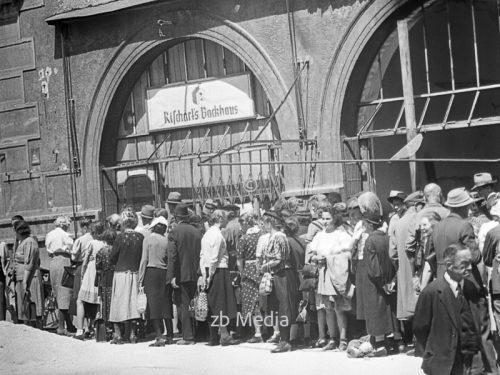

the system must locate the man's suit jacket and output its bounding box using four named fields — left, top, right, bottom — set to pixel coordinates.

left=431, top=213, right=478, bottom=278
left=167, top=222, right=202, bottom=283
left=414, top=276, right=480, bottom=375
